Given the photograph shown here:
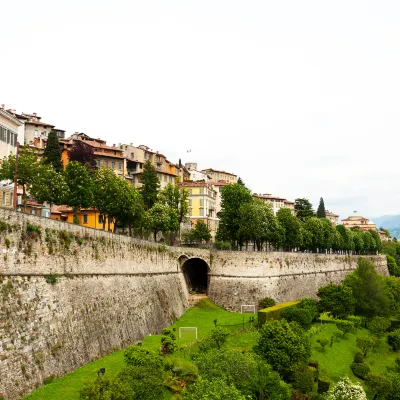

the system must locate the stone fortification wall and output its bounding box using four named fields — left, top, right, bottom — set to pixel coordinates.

left=208, top=251, right=388, bottom=311
left=0, top=209, right=196, bottom=400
